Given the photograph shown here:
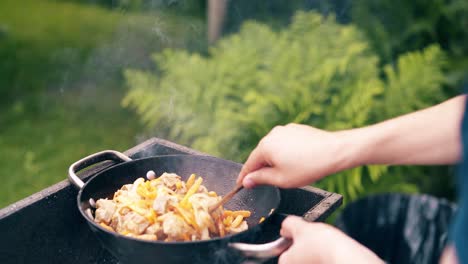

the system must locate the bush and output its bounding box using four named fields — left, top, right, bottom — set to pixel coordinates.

left=123, top=11, right=448, bottom=202
left=222, top=0, right=467, bottom=92
left=351, top=0, right=468, bottom=63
